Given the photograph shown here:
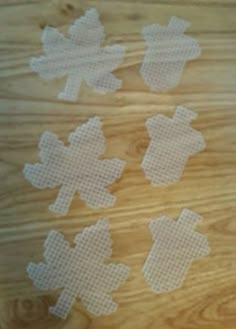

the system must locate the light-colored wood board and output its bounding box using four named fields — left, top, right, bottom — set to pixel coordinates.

left=0, top=1, right=236, bottom=328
